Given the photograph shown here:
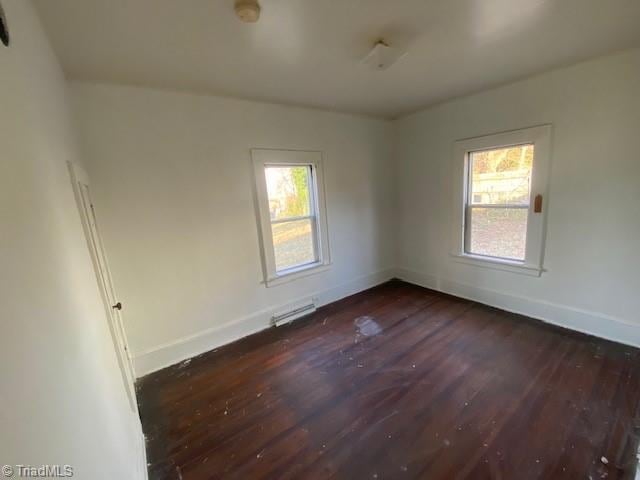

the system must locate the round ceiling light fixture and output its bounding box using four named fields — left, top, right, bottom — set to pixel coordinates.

left=234, top=0, right=261, bottom=23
